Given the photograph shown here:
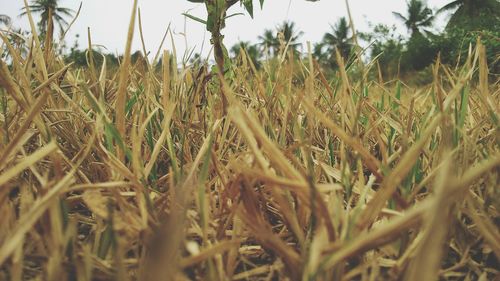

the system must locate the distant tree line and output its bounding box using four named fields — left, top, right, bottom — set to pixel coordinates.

left=1, top=0, right=499, bottom=81
left=229, top=0, right=499, bottom=81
